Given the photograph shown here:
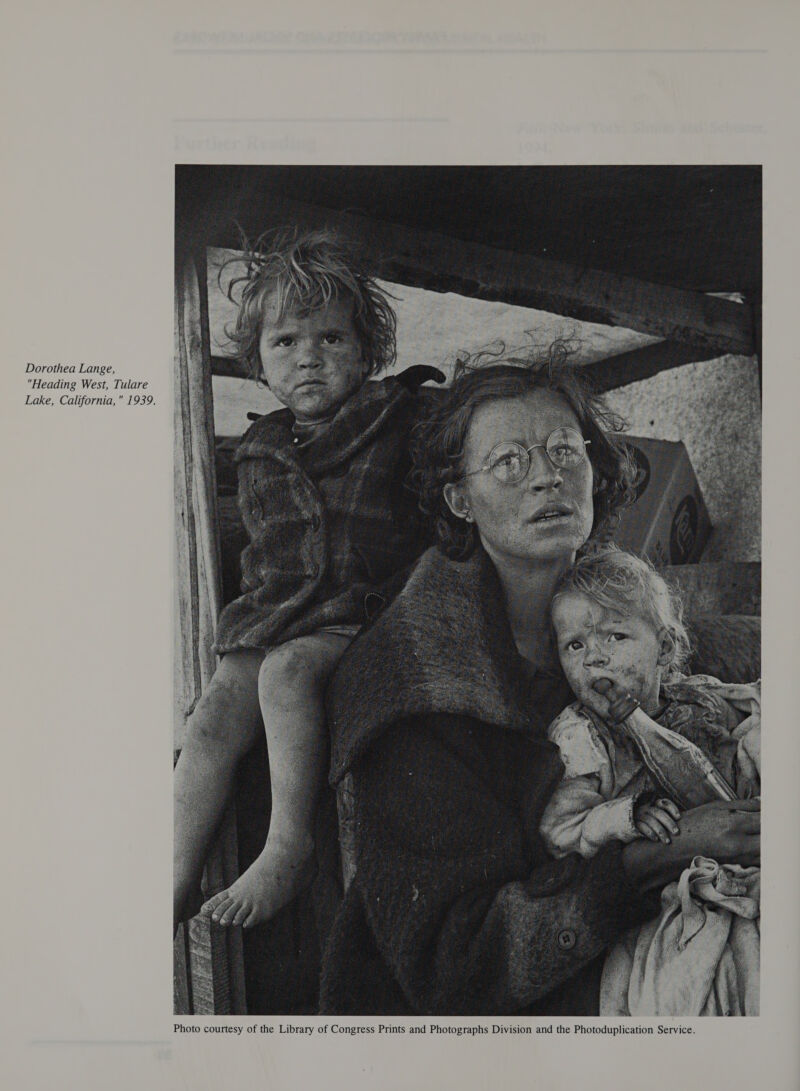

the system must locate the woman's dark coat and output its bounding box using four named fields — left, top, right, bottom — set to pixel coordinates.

left=322, top=545, right=655, bottom=1015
